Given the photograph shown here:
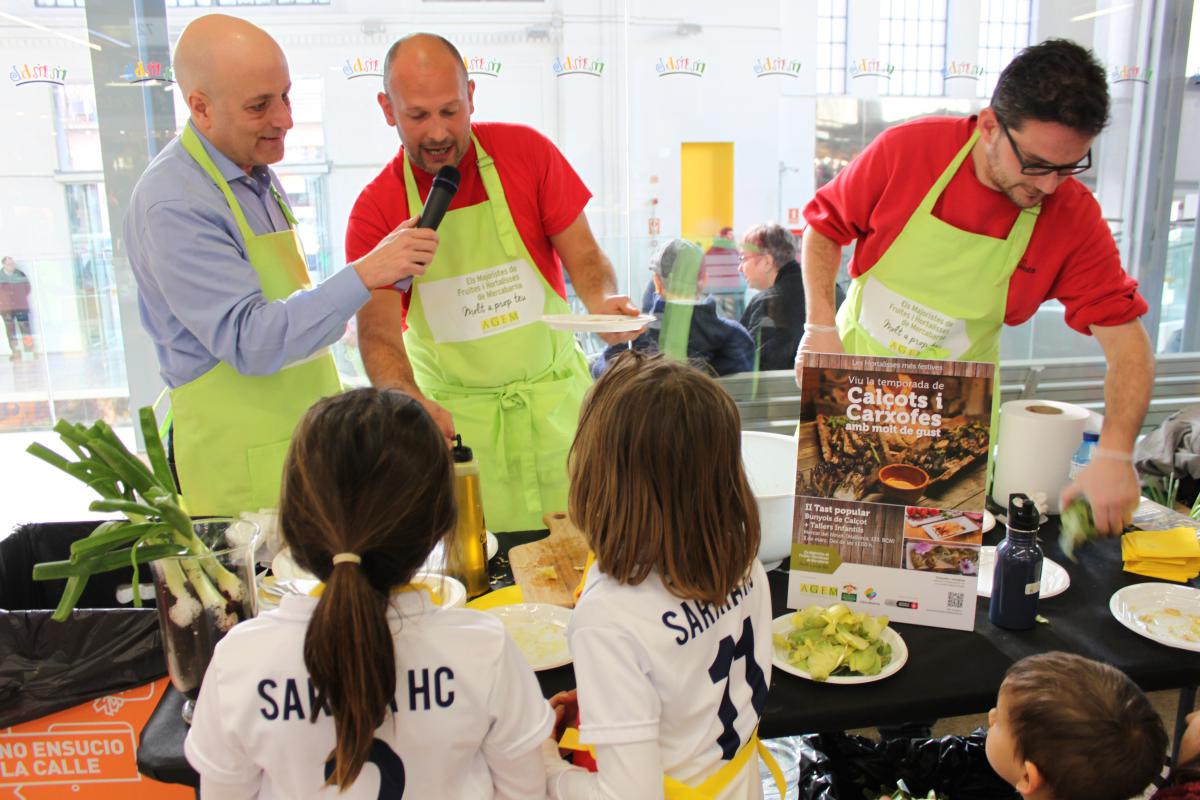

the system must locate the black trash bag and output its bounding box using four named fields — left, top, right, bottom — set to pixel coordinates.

left=0, top=609, right=165, bottom=728
left=797, top=731, right=1018, bottom=800
left=0, top=521, right=166, bottom=728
